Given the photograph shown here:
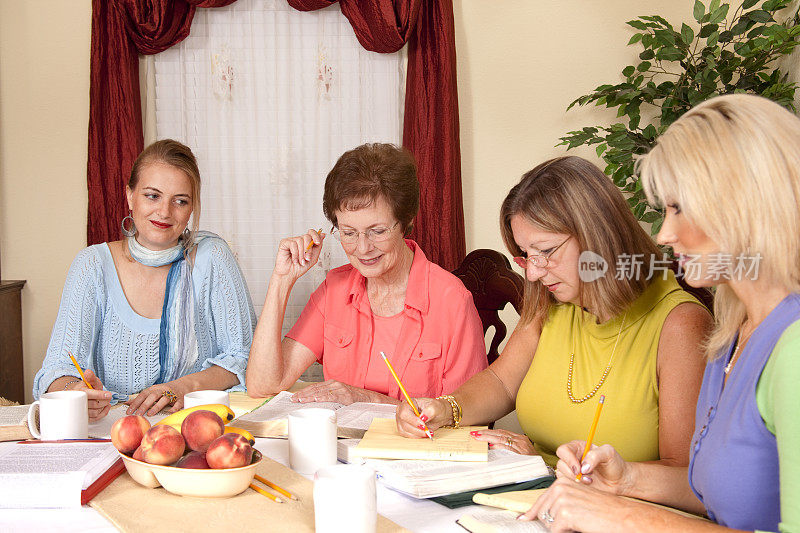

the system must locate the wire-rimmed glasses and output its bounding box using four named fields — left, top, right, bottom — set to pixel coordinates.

left=513, top=237, right=570, bottom=269
left=331, top=221, right=400, bottom=245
